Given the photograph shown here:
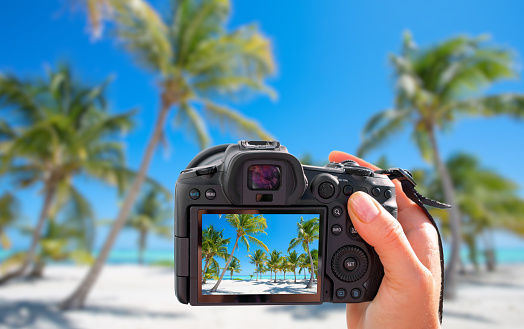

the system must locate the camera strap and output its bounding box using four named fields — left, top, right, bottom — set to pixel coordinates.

left=375, top=168, right=450, bottom=325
